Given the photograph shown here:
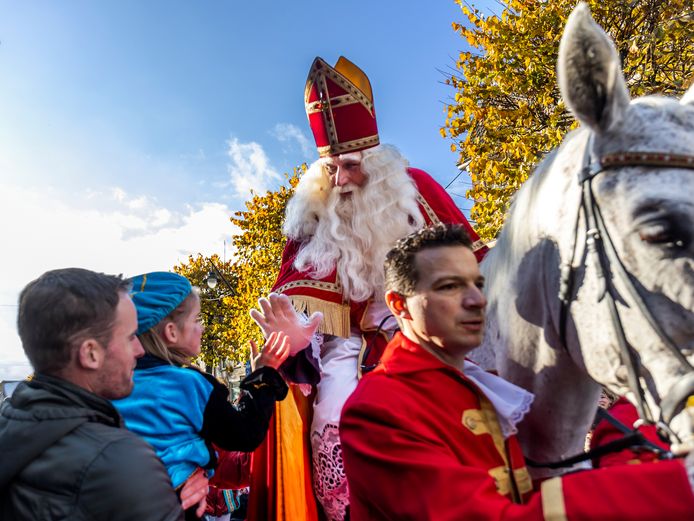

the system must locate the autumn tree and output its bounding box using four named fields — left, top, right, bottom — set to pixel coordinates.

left=225, top=167, right=302, bottom=362
left=443, top=0, right=693, bottom=239
left=174, top=166, right=304, bottom=367
left=174, top=254, right=237, bottom=368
